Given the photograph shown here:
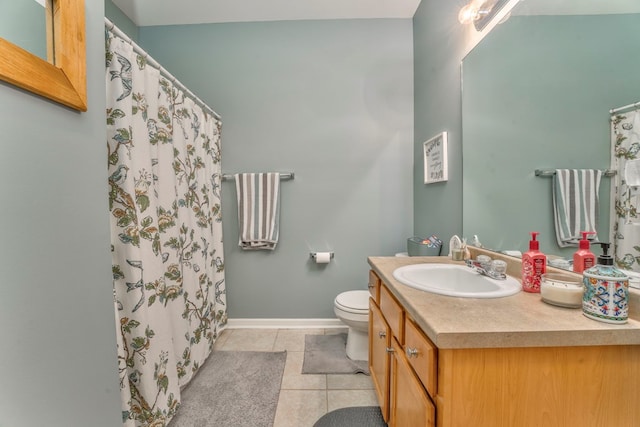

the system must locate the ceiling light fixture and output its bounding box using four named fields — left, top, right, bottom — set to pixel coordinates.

left=458, top=1, right=491, bottom=25
left=459, top=0, right=516, bottom=31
